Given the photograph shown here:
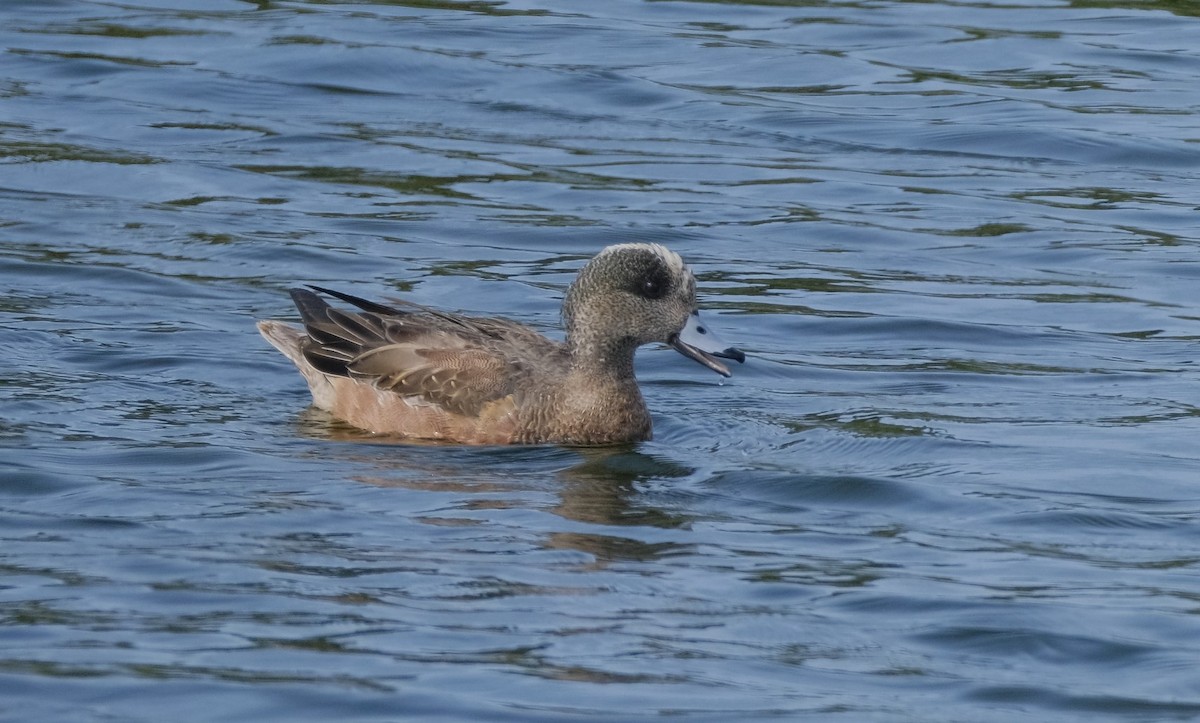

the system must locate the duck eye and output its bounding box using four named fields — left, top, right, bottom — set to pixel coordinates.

left=638, top=270, right=670, bottom=300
